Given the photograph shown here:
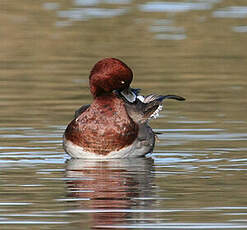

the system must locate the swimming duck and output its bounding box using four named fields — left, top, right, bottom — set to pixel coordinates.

left=63, top=58, right=185, bottom=158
